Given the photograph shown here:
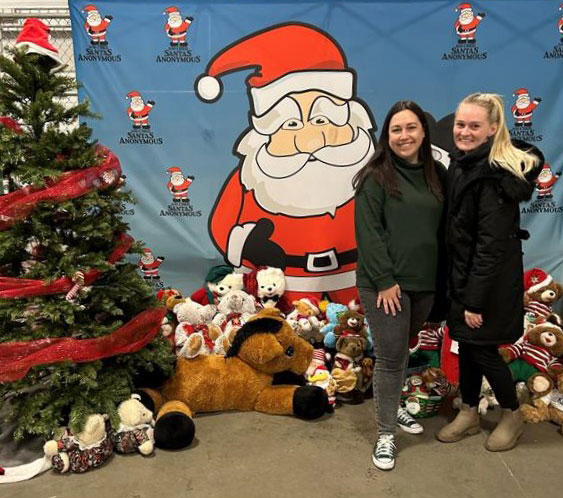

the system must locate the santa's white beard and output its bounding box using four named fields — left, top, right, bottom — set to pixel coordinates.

left=88, top=14, right=102, bottom=26
left=238, top=126, right=374, bottom=217
left=460, top=14, right=474, bottom=24
left=168, top=16, right=182, bottom=28
left=171, top=176, right=185, bottom=186
left=130, top=101, right=145, bottom=112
